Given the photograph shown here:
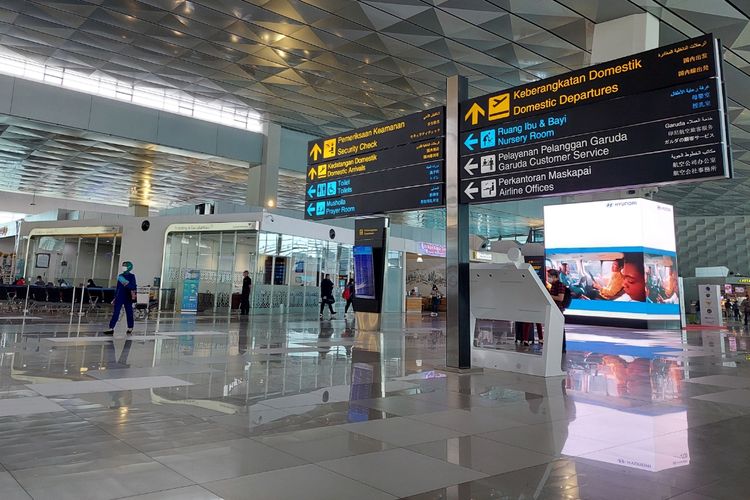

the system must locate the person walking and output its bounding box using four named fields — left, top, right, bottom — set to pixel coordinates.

left=320, top=273, right=336, bottom=319
left=743, top=299, right=750, bottom=326
left=343, top=278, right=355, bottom=314
left=103, top=261, right=137, bottom=336
left=240, top=270, right=252, bottom=316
